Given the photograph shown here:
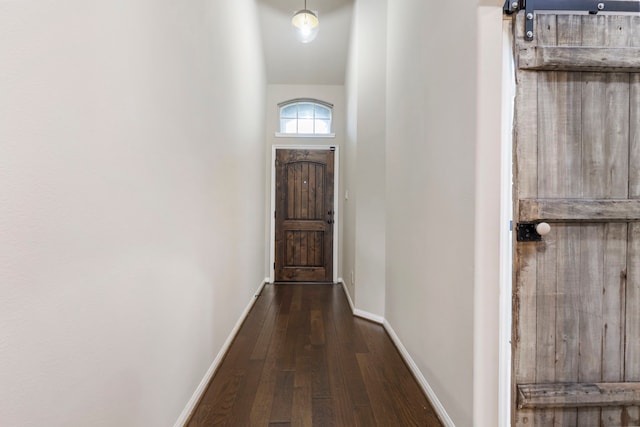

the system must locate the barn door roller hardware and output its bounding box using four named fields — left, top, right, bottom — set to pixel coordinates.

left=504, top=0, right=640, bottom=41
